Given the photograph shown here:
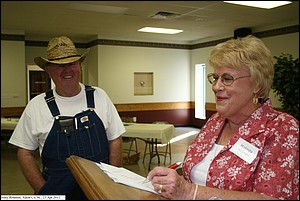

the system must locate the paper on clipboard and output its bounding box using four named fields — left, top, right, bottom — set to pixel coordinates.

left=96, top=162, right=157, bottom=194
